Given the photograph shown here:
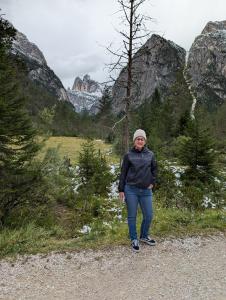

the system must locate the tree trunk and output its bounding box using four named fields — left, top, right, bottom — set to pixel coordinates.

left=123, top=0, right=134, bottom=154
